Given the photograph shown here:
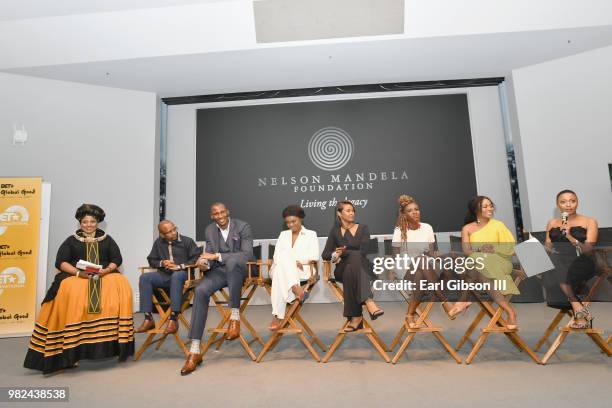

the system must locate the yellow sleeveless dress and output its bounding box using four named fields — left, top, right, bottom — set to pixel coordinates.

left=468, top=219, right=518, bottom=295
